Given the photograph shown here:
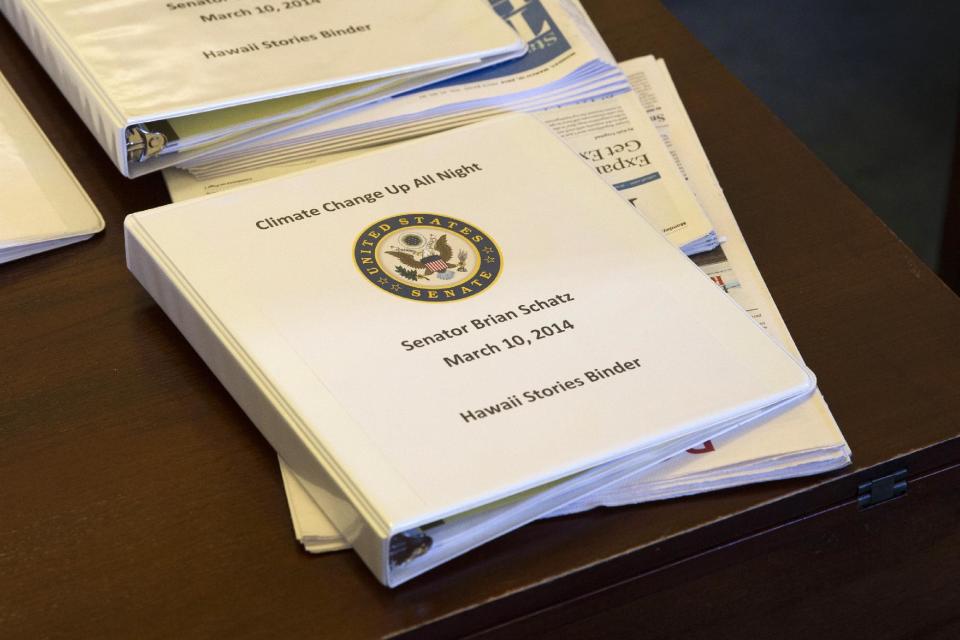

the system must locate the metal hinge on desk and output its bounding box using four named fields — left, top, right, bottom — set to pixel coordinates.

left=858, top=469, right=907, bottom=508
